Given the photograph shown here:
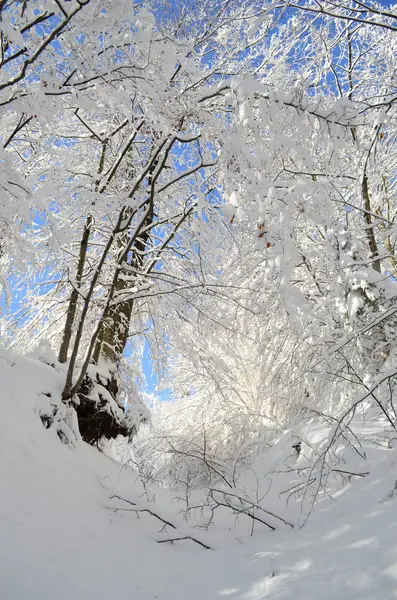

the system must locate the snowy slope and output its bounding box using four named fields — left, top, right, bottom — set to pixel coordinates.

left=1, top=347, right=397, bottom=600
